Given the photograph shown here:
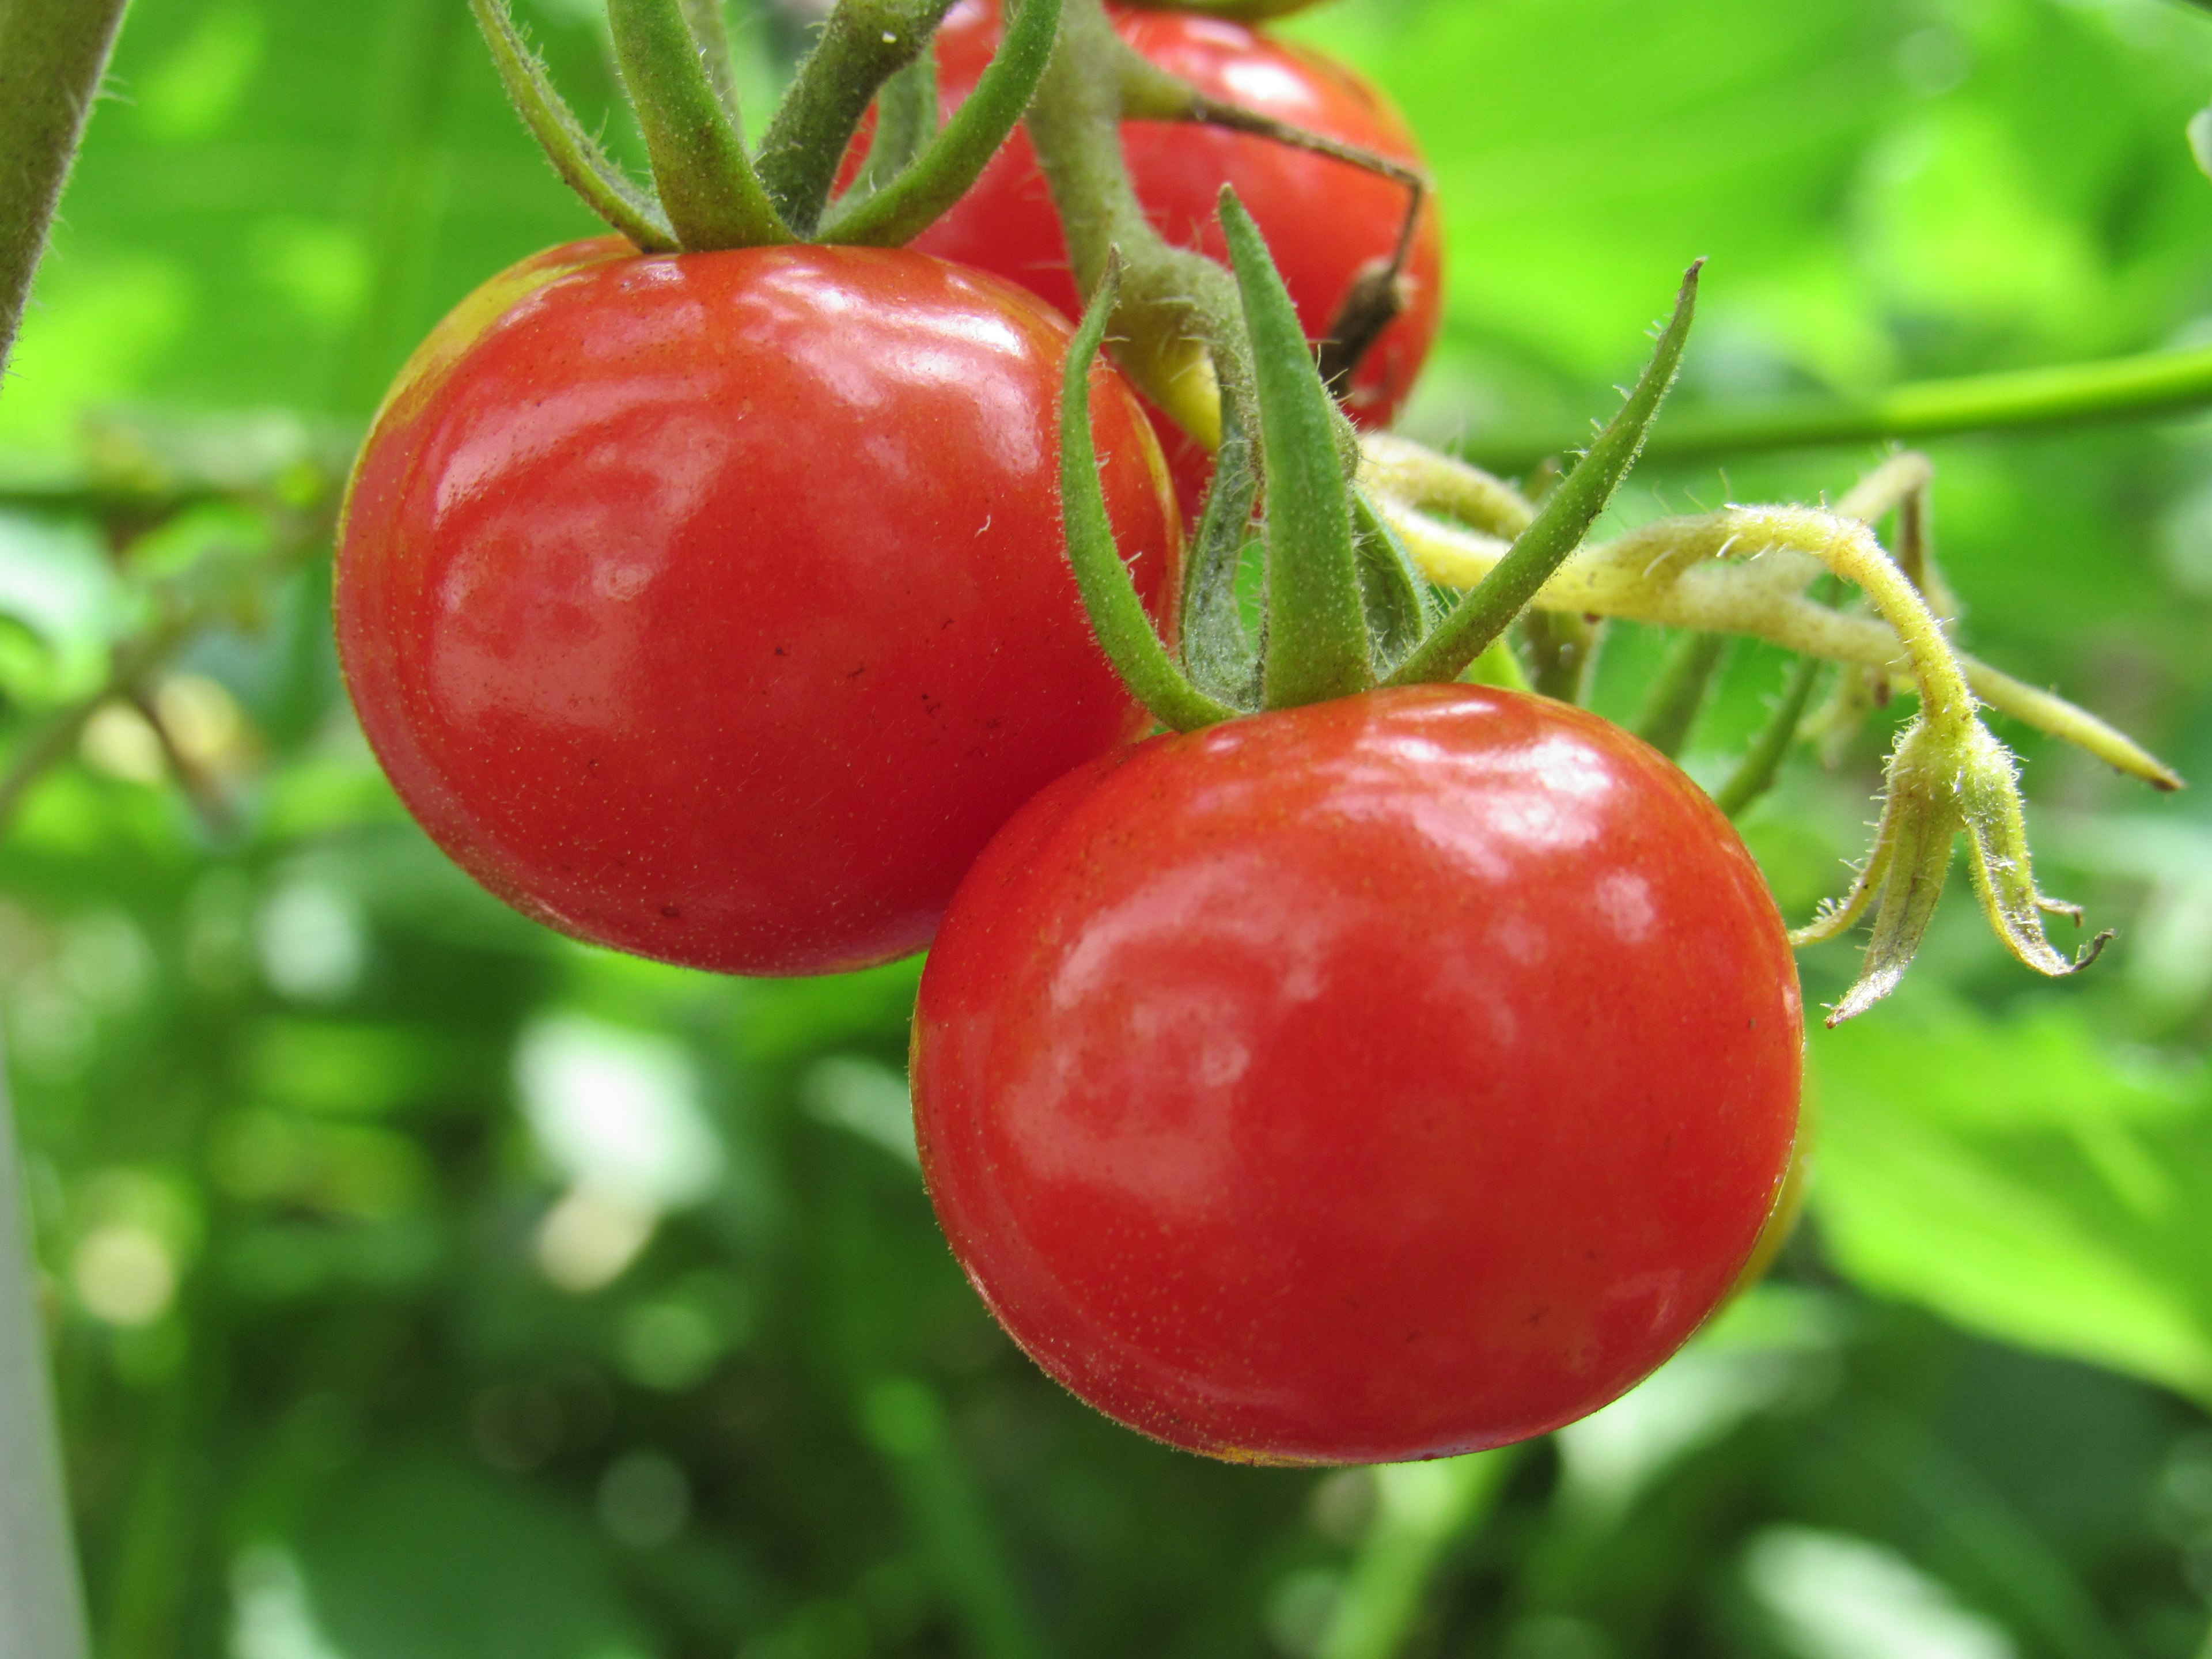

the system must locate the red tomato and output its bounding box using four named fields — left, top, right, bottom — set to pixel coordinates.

left=912, top=686, right=1802, bottom=1464
left=338, top=239, right=1180, bottom=978
left=887, top=0, right=1445, bottom=513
